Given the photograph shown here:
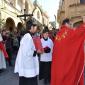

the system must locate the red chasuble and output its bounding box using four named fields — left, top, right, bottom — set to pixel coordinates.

left=51, top=25, right=85, bottom=85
